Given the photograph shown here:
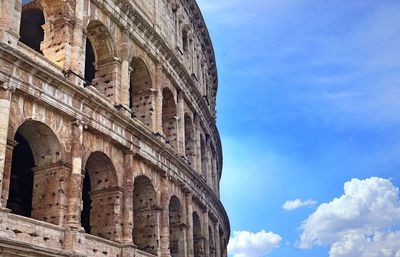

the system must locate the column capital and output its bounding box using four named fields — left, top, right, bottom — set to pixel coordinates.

left=0, top=82, right=16, bottom=93
left=71, top=118, right=87, bottom=129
